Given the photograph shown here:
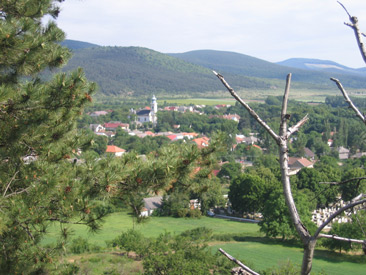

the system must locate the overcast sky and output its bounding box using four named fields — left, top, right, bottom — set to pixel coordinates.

left=55, top=0, right=366, bottom=68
